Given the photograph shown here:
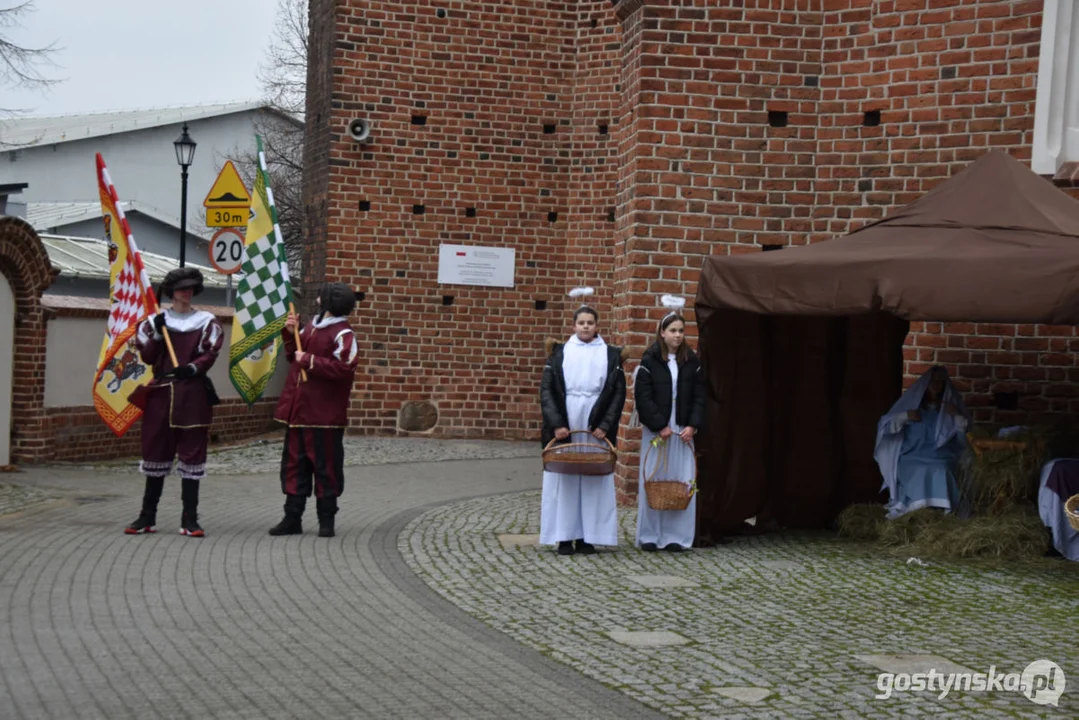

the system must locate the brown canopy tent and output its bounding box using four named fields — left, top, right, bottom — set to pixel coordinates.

left=692, top=151, right=1079, bottom=543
